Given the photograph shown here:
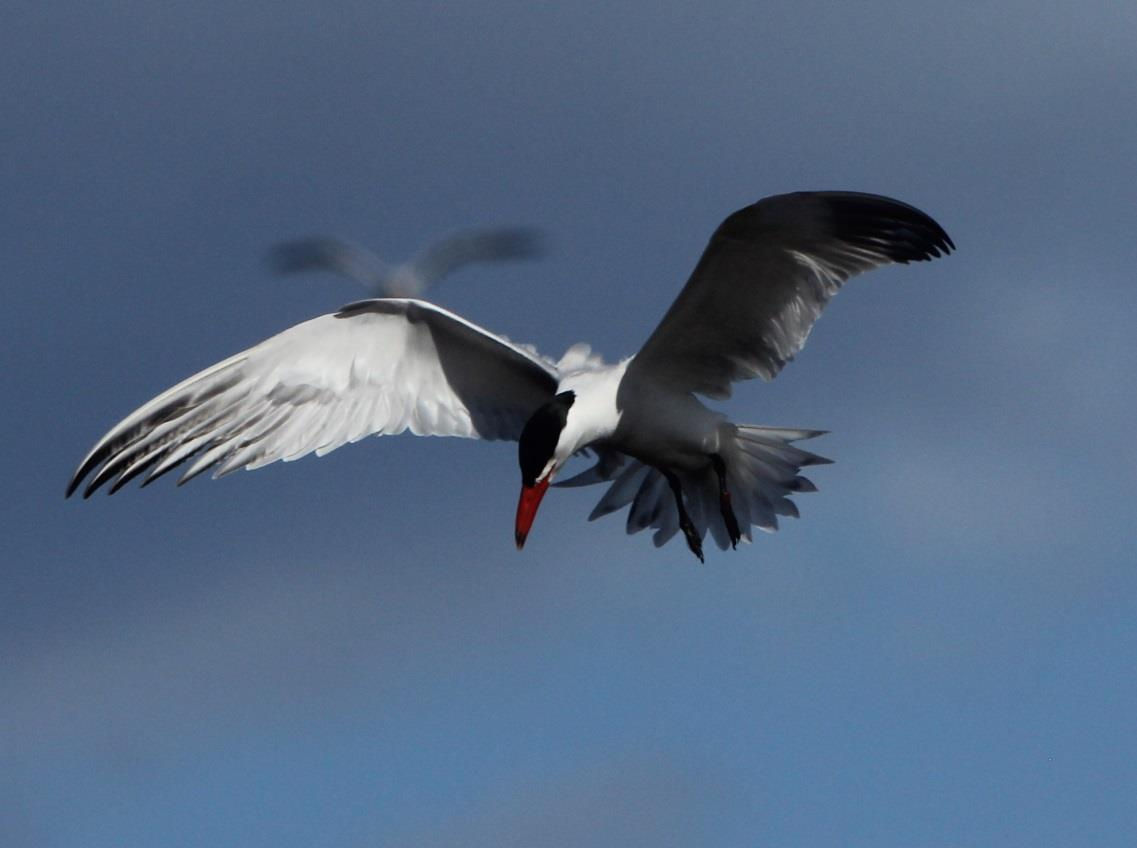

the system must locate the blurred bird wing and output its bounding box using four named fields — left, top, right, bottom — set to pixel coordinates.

left=270, top=236, right=393, bottom=290
left=627, top=191, right=954, bottom=400
left=68, top=299, right=559, bottom=497
left=407, top=227, right=545, bottom=289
